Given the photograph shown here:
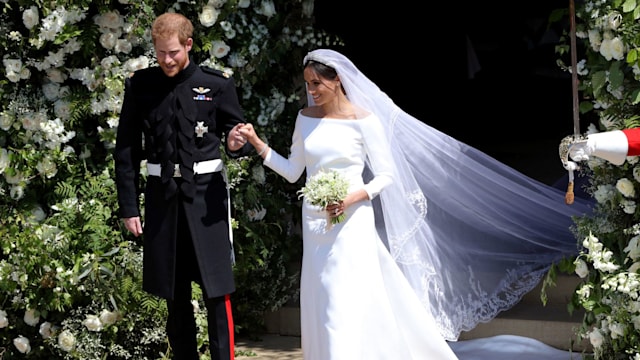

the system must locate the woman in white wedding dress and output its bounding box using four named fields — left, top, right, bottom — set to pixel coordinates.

left=240, top=49, right=592, bottom=359
left=240, top=51, right=457, bottom=359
